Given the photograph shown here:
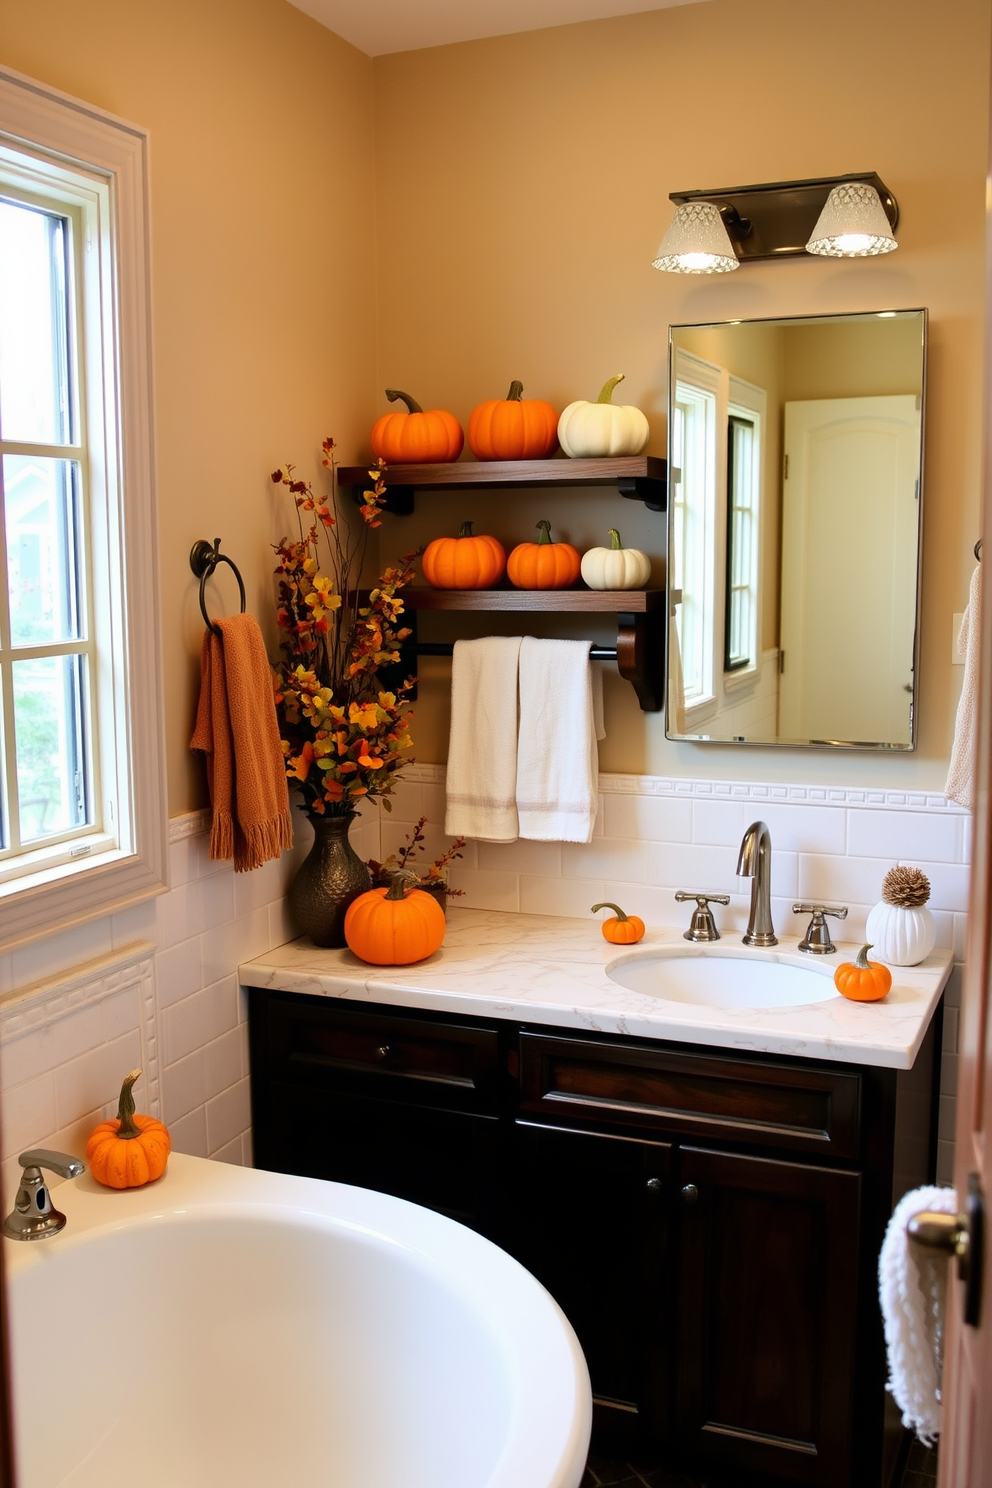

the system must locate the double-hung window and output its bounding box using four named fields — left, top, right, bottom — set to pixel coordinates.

left=670, top=347, right=765, bottom=732
left=724, top=406, right=761, bottom=673
left=671, top=353, right=719, bottom=708
left=0, top=67, right=165, bottom=947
